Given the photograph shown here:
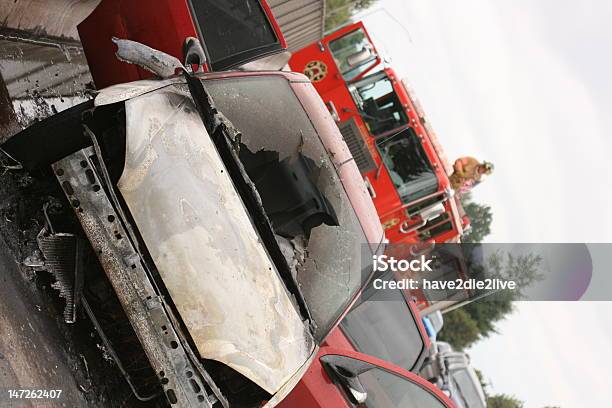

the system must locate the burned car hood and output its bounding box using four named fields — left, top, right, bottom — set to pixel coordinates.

left=117, top=85, right=315, bottom=394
